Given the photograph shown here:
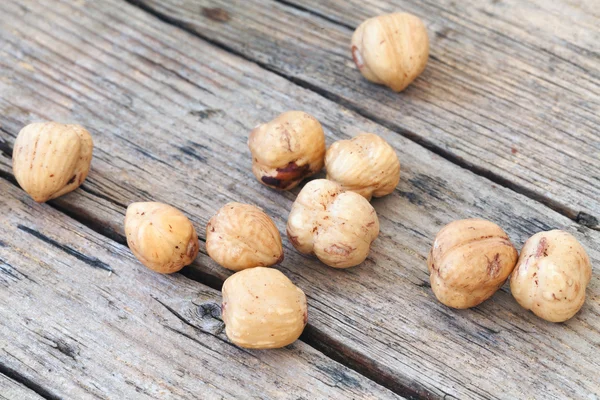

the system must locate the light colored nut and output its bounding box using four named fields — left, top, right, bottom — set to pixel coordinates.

left=510, top=230, right=592, bottom=322
left=125, top=202, right=199, bottom=274
left=248, top=111, right=326, bottom=190
left=206, top=202, right=284, bottom=271
left=428, top=218, right=518, bottom=309
left=287, top=179, right=379, bottom=268
left=222, top=267, right=308, bottom=349
left=12, top=122, right=93, bottom=202
left=351, top=13, right=429, bottom=92
left=325, top=133, right=400, bottom=200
